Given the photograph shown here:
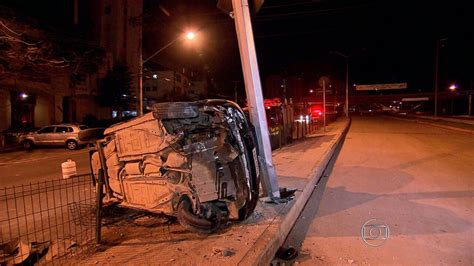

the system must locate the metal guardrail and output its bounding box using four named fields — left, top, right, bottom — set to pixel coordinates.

left=0, top=174, right=97, bottom=264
